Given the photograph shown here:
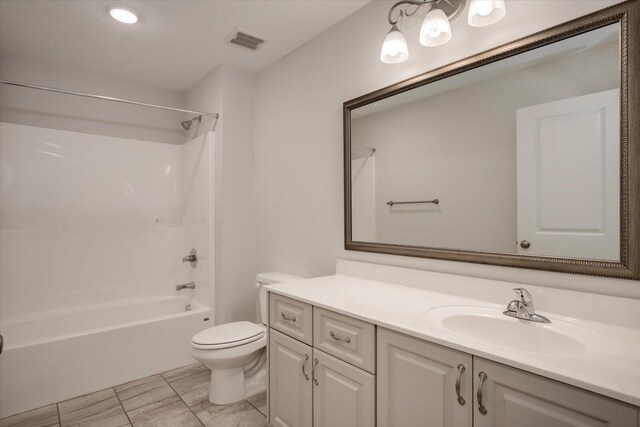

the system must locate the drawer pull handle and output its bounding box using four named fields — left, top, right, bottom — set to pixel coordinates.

left=301, top=354, right=309, bottom=381
left=281, top=312, right=297, bottom=322
left=329, top=331, right=351, bottom=343
left=477, top=372, right=488, bottom=415
left=455, top=364, right=465, bottom=405
left=313, top=357, right=319, bottom=385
